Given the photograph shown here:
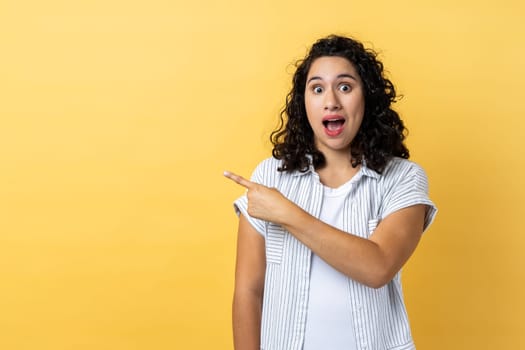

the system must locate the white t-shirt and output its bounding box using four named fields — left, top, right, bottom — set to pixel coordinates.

left=303, top=178, right=358, bottom=350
